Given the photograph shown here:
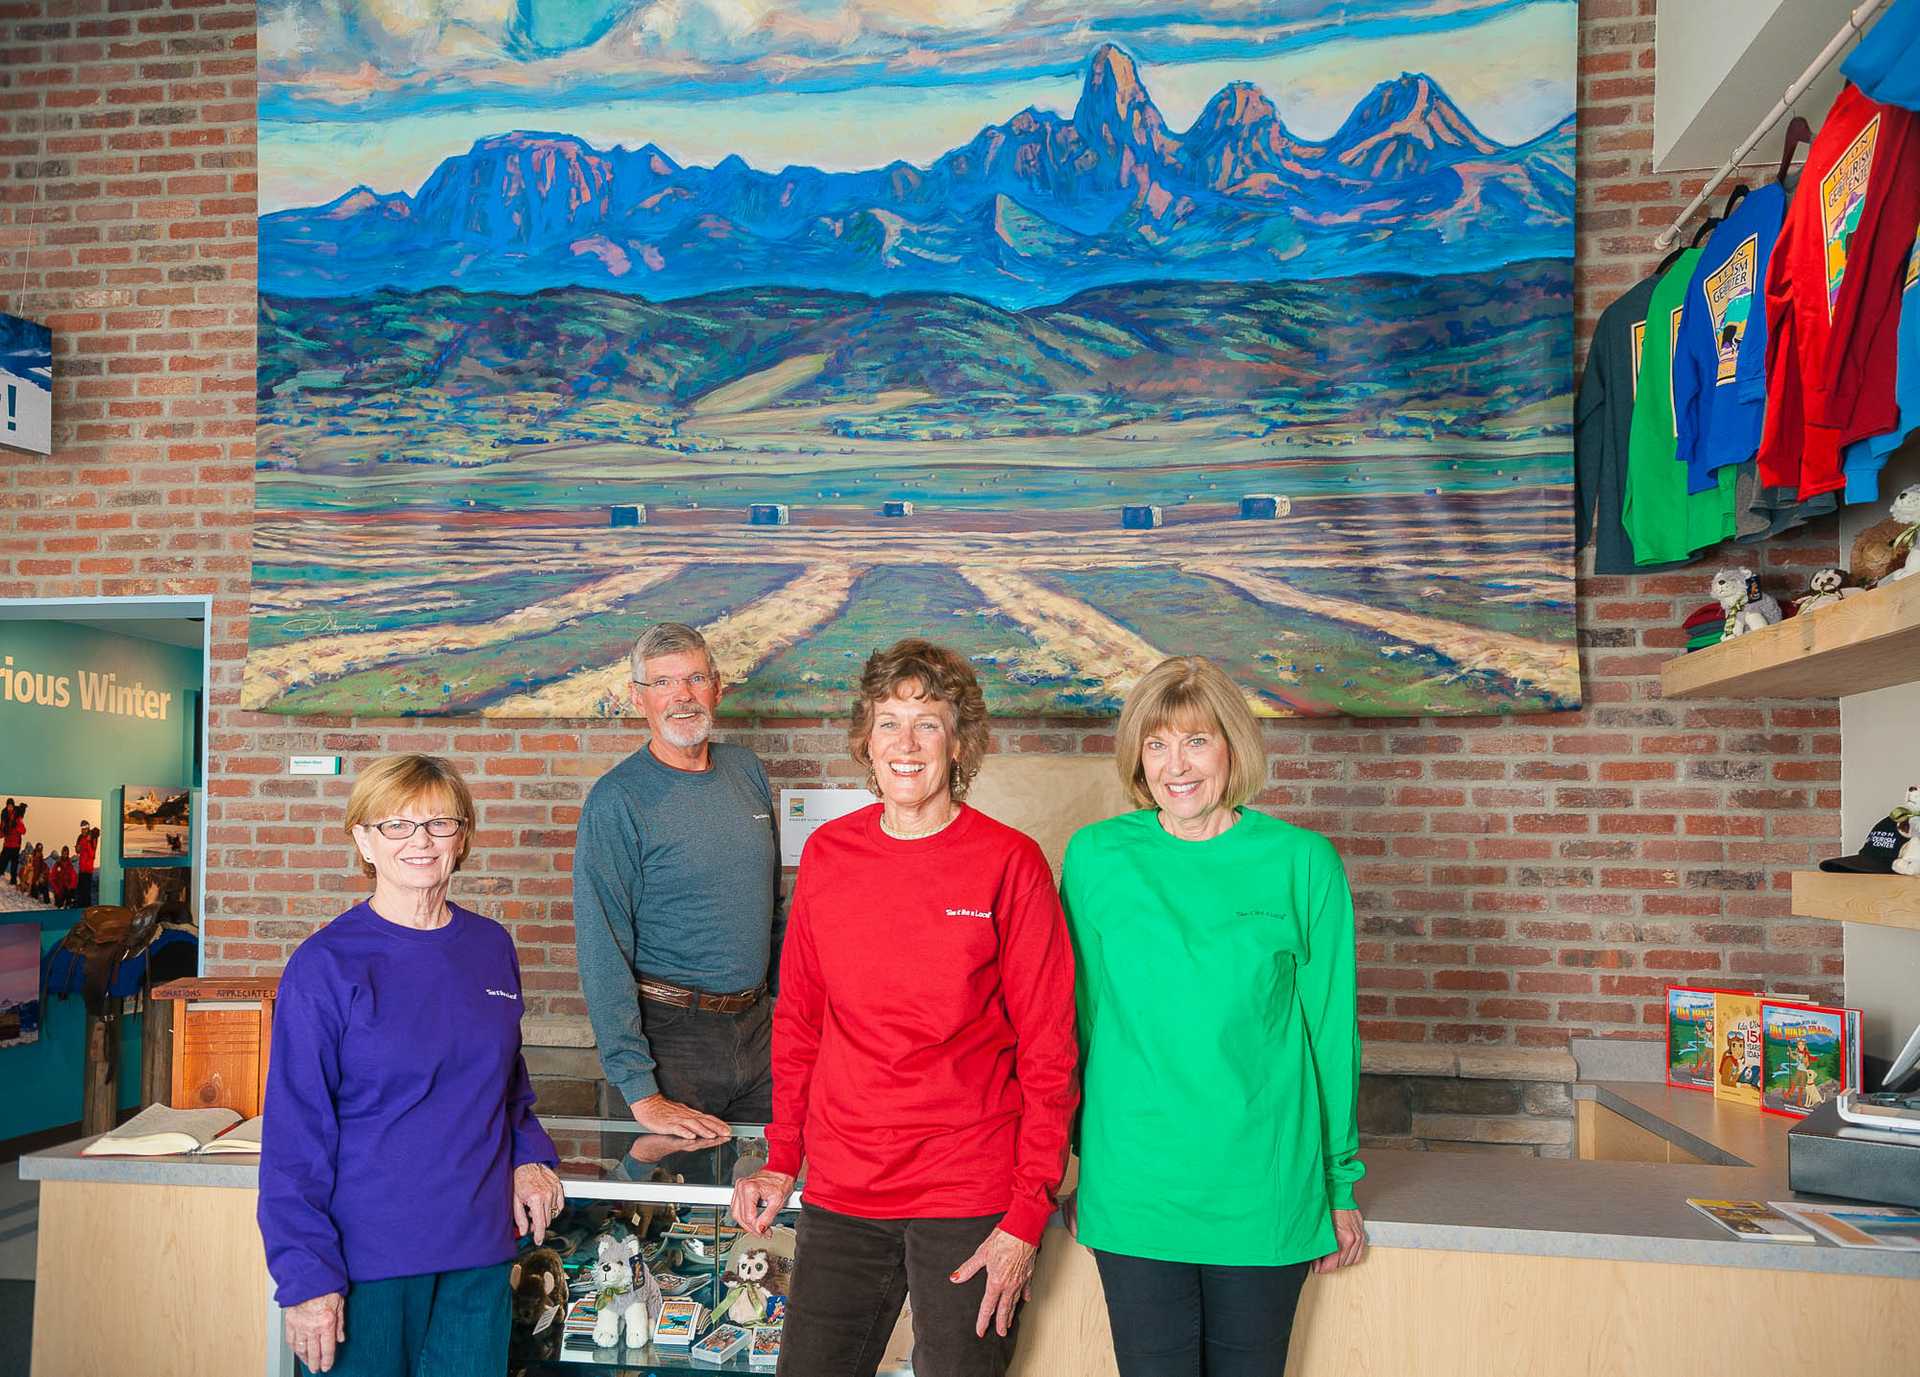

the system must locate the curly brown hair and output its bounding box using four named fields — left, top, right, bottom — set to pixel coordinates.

left=847, top=639, right=990, bottom=801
